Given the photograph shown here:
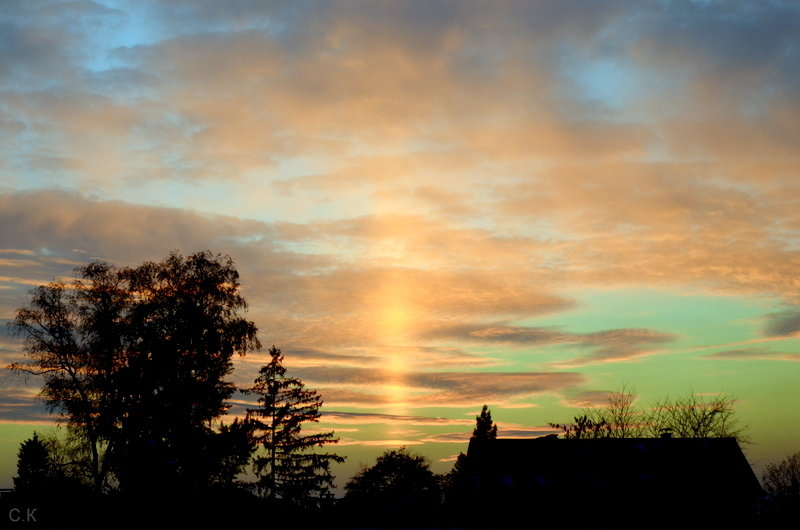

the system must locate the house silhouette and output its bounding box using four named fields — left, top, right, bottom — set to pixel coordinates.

left=464, top=436, right=763, bottom=529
